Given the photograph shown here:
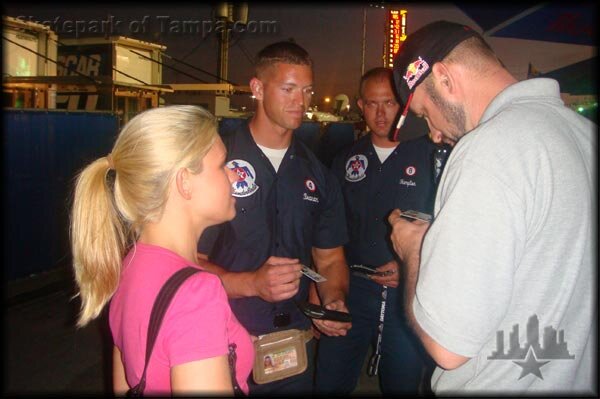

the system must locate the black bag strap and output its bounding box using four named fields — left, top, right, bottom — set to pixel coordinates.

left=127, top=266, right=201, bottom=397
